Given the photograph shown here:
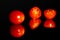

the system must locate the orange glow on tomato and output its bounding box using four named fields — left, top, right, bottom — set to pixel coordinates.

left=29, top=6, right=41, bottom=19
left=9, top=10, right=25, bottom=24
left=44, top=20, right=56, bottom=28
left=44, top=9, right=56, bottom=19
left=29, top=19, right=41, bottom=30
left=10, top=25, right=25, bottom=38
